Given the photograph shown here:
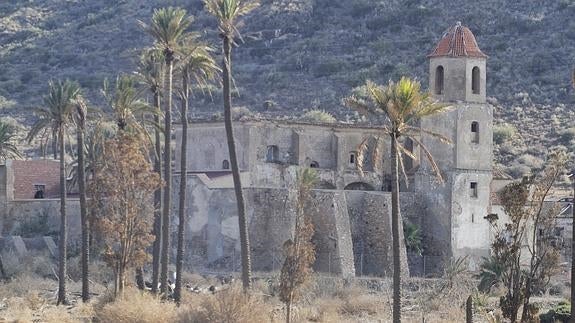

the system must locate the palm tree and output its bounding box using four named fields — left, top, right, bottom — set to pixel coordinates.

left=135, top=48, right=165, bottom=294
left=27, top=80, right=81, bottom=305
left=345, top=78, right=450, bottom=322
left=140, top=7, right=191, bottom=295
left=173, top=35, right=219, bottom=303
left=73, top=96, right=90, bottom=302
left=103, top=75, right=150, bottom=134
left=203, top=0, right=260, bottom=290
left=0, top=121, right=22, bottom=162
